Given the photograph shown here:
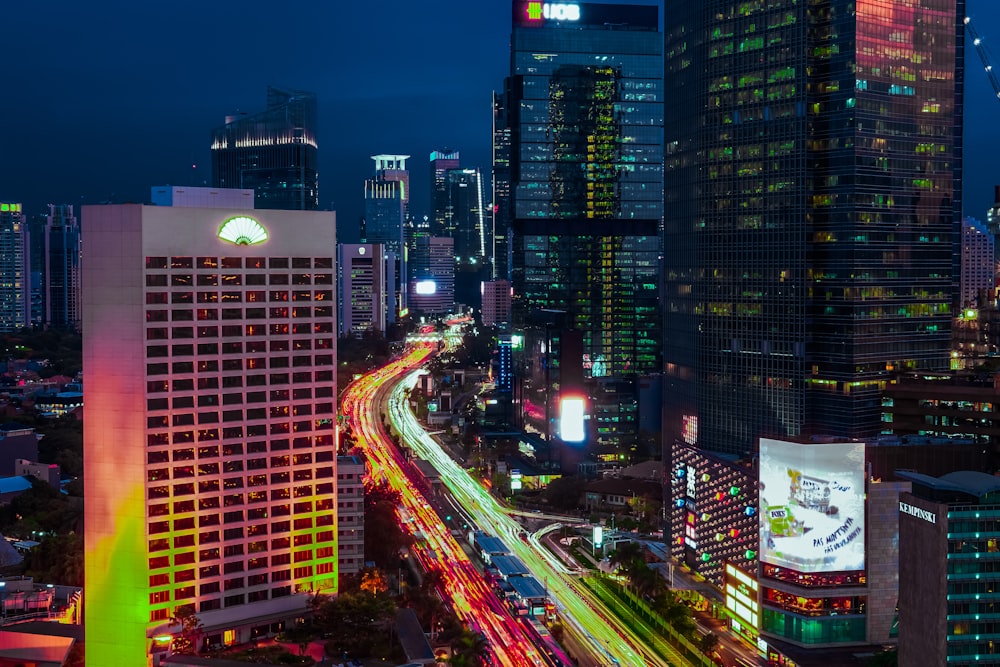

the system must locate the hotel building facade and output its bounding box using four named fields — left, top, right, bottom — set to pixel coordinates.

left=83, top=204, right=337, bottom=663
